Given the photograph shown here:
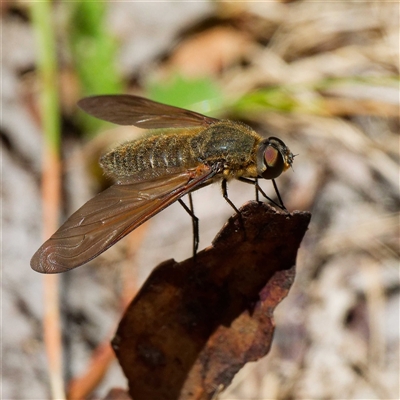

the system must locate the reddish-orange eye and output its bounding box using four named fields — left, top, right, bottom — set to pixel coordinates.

left=264, top=146, right=279, bottom=168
